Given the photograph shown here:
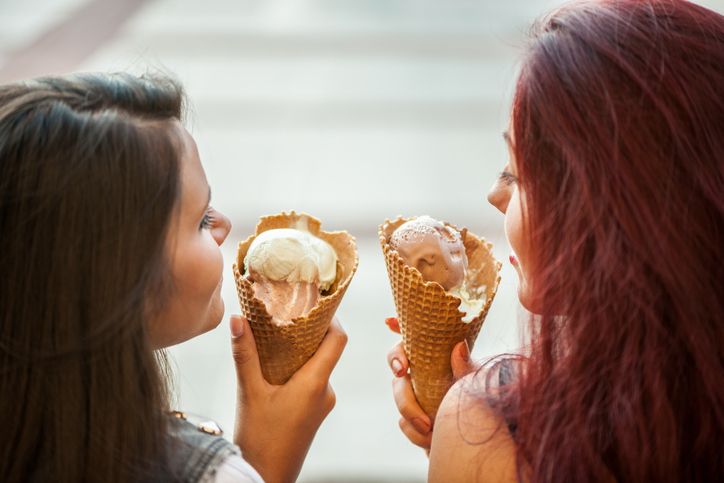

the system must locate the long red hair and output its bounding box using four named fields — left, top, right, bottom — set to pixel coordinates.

left=506, top=1, right=724, bottom=481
